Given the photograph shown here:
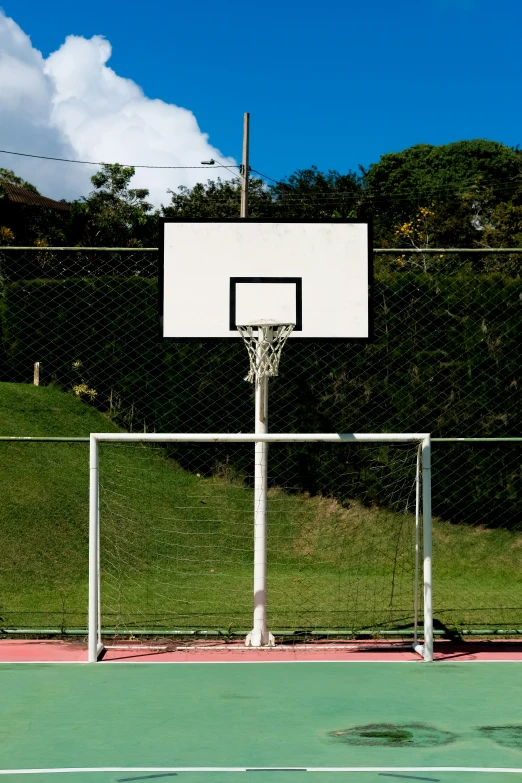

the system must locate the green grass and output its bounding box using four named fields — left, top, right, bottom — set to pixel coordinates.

left=0, top=383, right=119, bottom=631
left=0, top=381, right=521, bottom=636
